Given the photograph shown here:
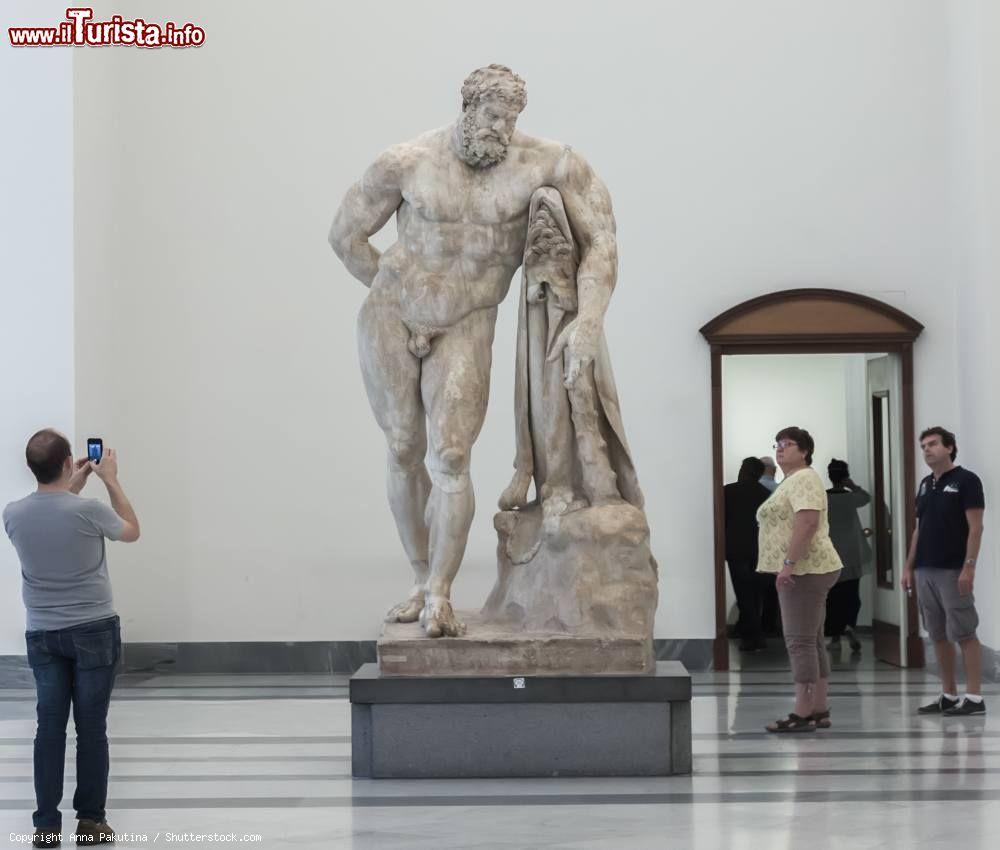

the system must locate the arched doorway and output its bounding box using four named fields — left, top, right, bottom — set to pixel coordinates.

left=700, top=288, right=924, bottom=671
